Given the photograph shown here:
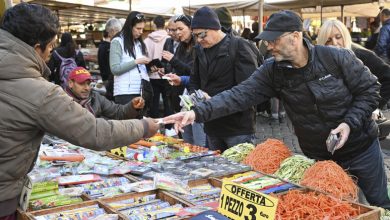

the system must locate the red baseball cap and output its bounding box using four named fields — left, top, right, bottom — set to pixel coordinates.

left=68, top=67, right=92, bottom=83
